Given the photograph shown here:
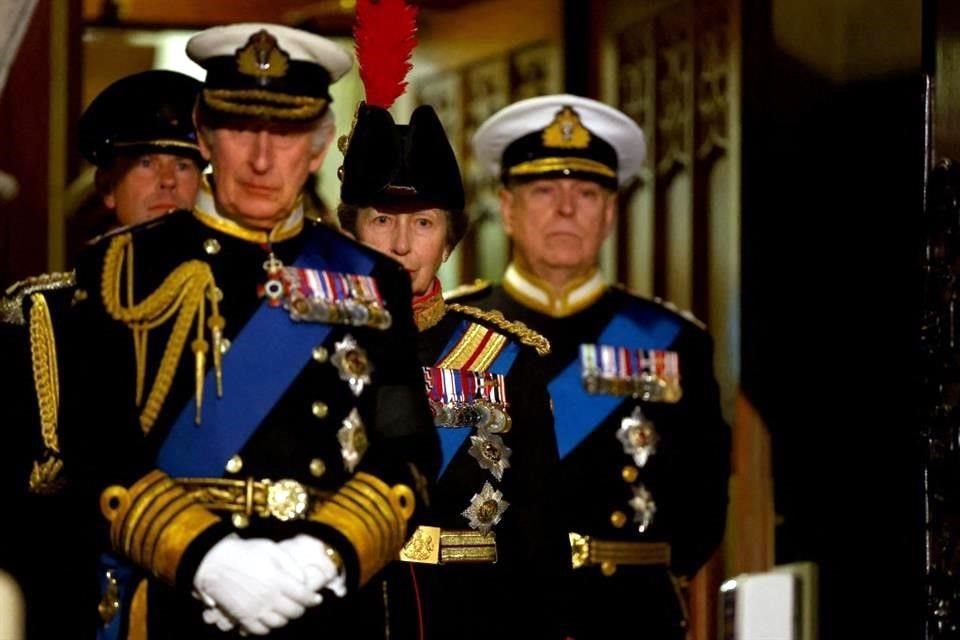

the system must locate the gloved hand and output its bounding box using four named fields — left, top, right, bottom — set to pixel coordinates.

left=193, top=533, right=322, bottom=635
left=277, top=534, right=347, bottom=598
